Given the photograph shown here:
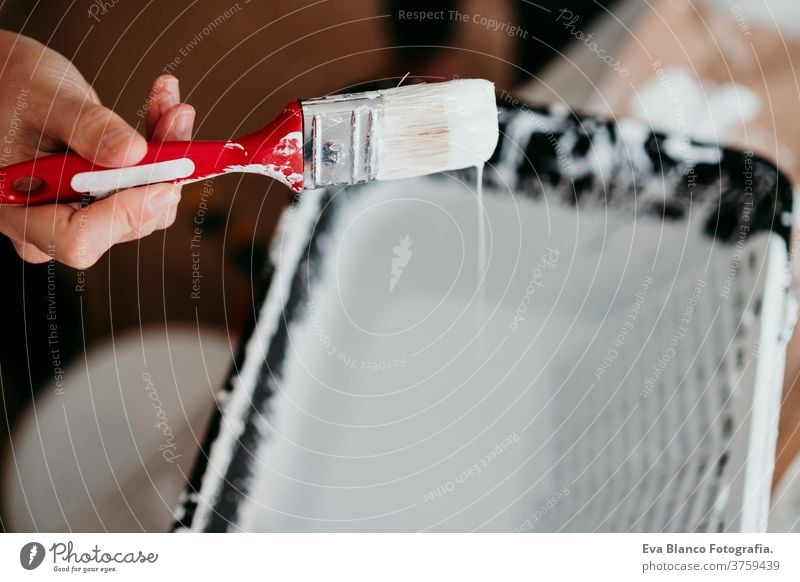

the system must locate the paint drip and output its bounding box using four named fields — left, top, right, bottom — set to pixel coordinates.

left=475, top=163, right=487, bottom=351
